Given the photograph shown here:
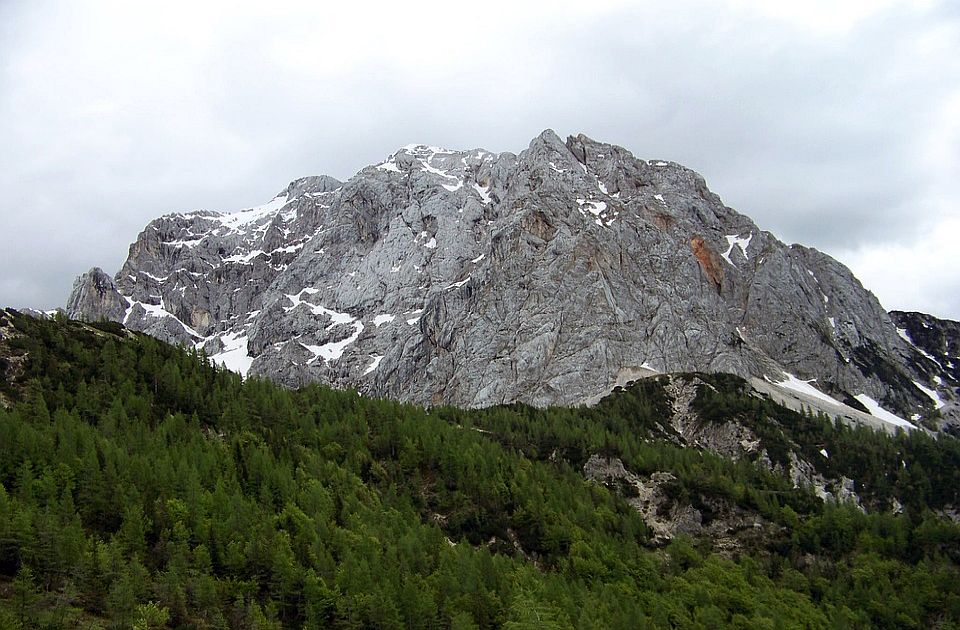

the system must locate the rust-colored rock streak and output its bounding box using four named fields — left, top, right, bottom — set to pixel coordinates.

left=690, top=236, right=724, bottom=293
